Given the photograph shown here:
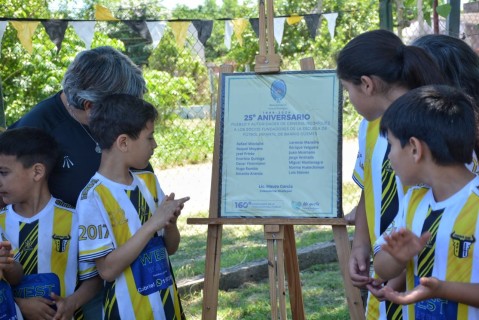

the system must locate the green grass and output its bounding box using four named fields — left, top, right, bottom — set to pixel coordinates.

left=171, top=214, right=356, bottom=279
left=179, top=262, right=350, bottom=319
